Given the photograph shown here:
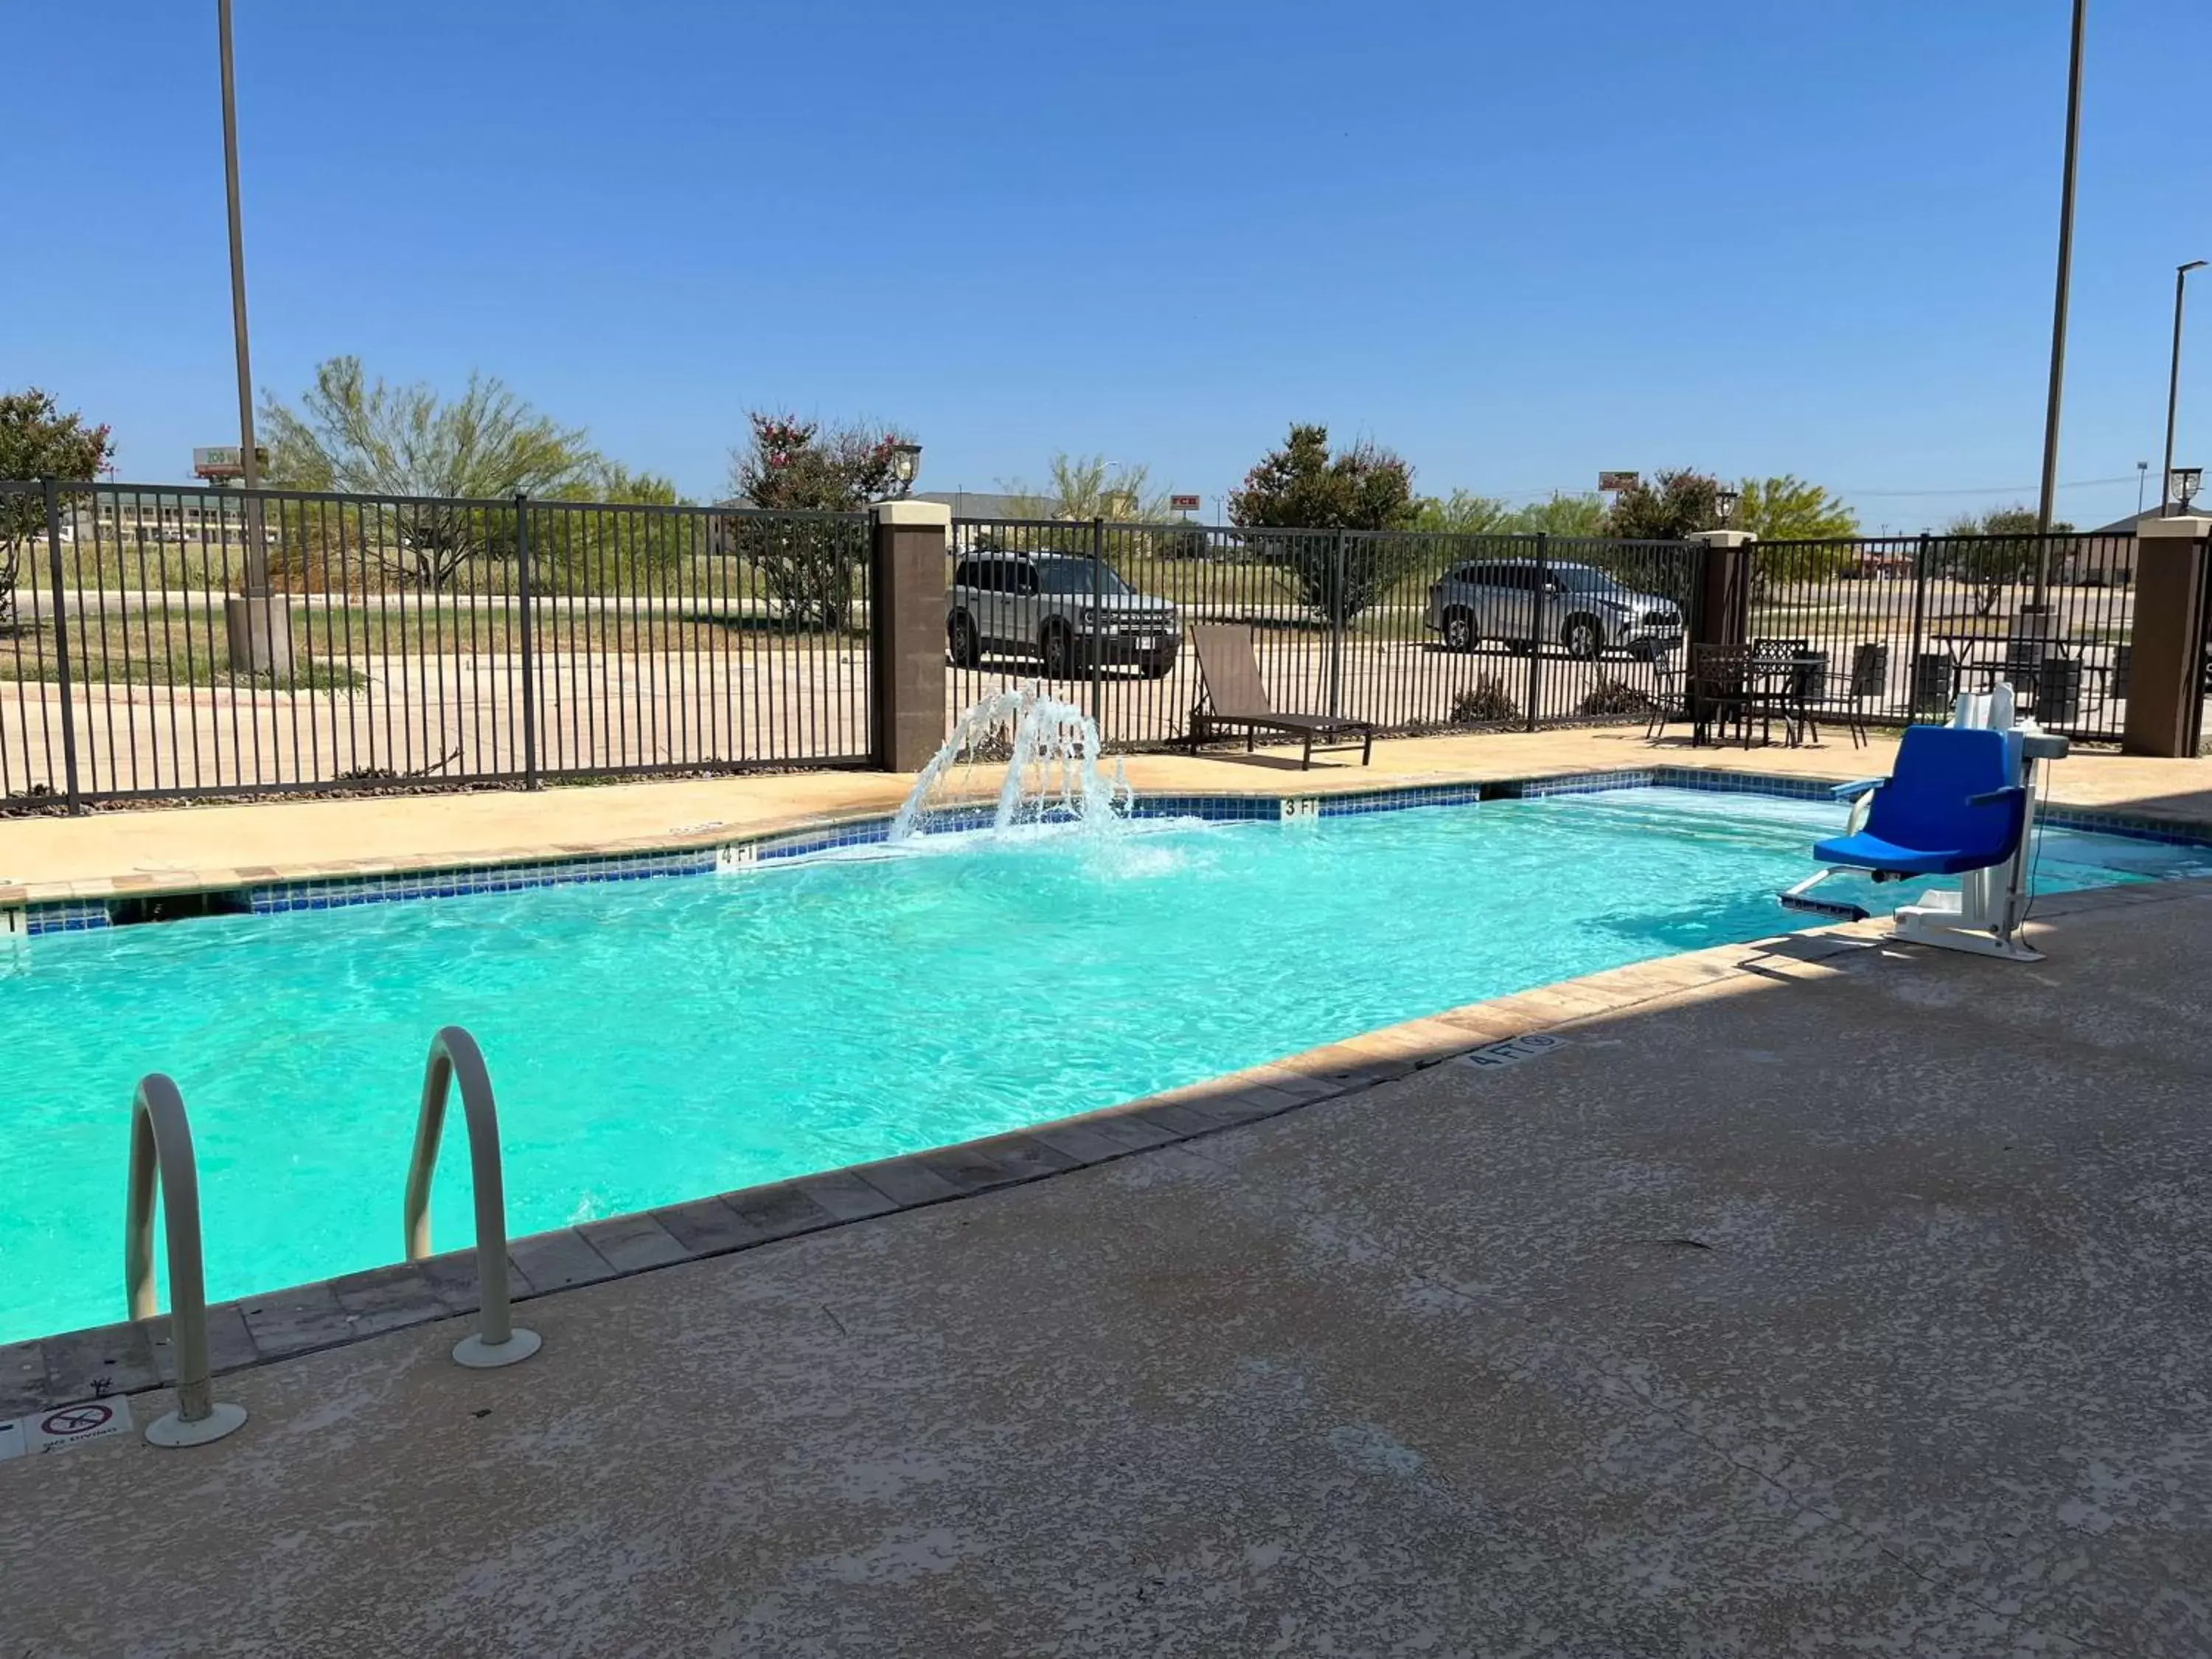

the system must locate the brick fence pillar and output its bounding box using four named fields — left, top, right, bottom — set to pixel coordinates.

left=1687, top=529, right=1756, bottom=650
left=870, top=499, right=950, bottom=771
left=2122, top=514, right=2210, bottom=758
